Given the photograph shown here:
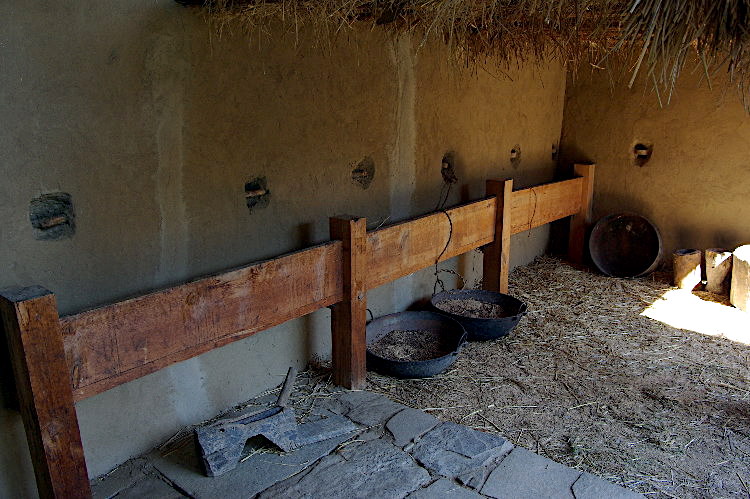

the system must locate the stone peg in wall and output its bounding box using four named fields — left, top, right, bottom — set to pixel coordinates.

left=705, top=248, right=732, bottom=295
left=673, top=249, right=702, bottom=290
